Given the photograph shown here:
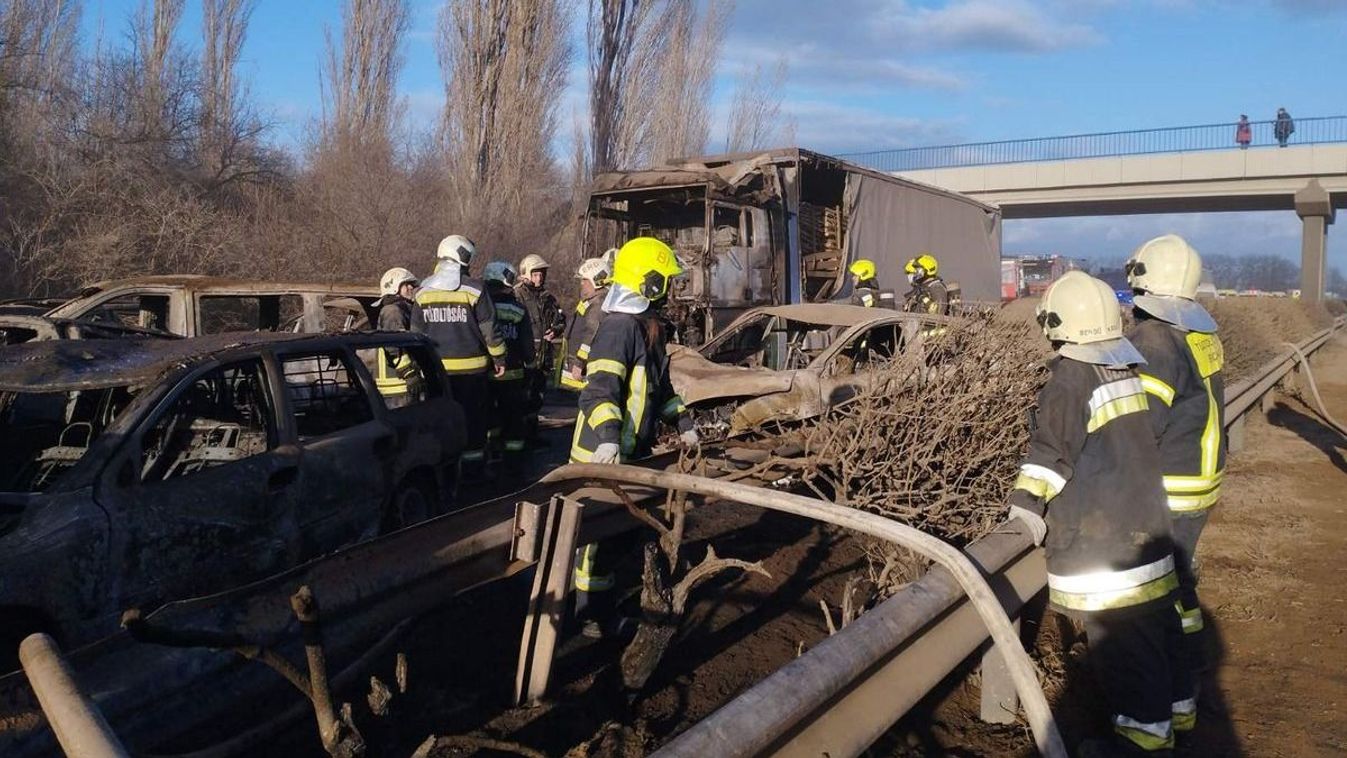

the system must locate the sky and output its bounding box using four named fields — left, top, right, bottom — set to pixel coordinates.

left=81, top=0, right=1347, bottom=271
